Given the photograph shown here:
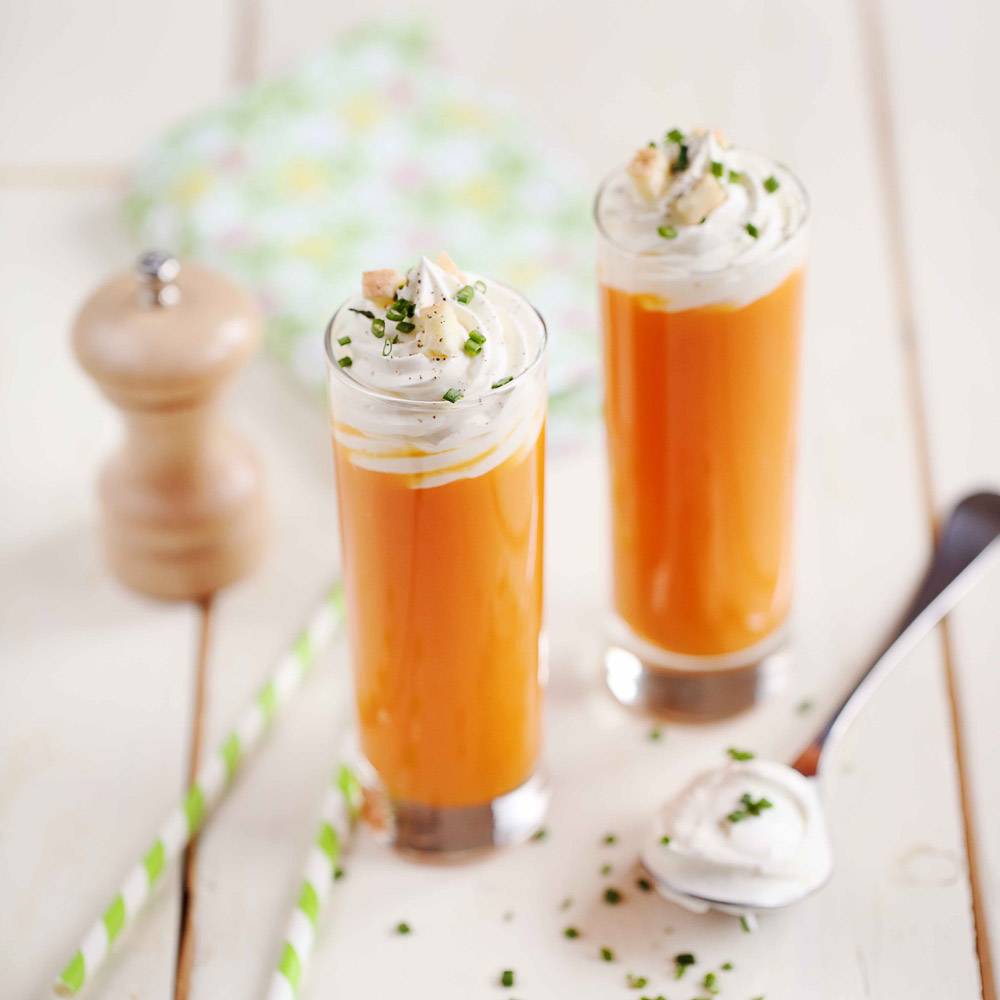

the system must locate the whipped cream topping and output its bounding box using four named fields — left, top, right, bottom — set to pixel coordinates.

left=640, top=759, right=832, bottom=913
left=327, top=256, right=546, bottom=489
left=596, top=128, right=808, bottom=310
